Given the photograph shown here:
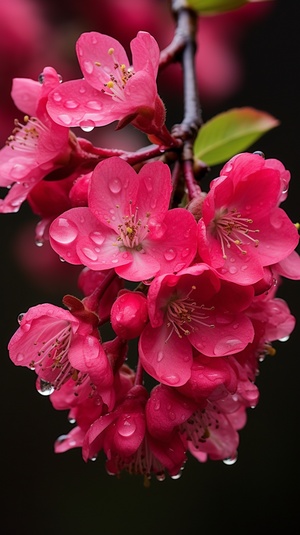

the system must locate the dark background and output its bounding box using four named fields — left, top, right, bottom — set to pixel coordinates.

left=1, top=1, right=299, bottom=534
